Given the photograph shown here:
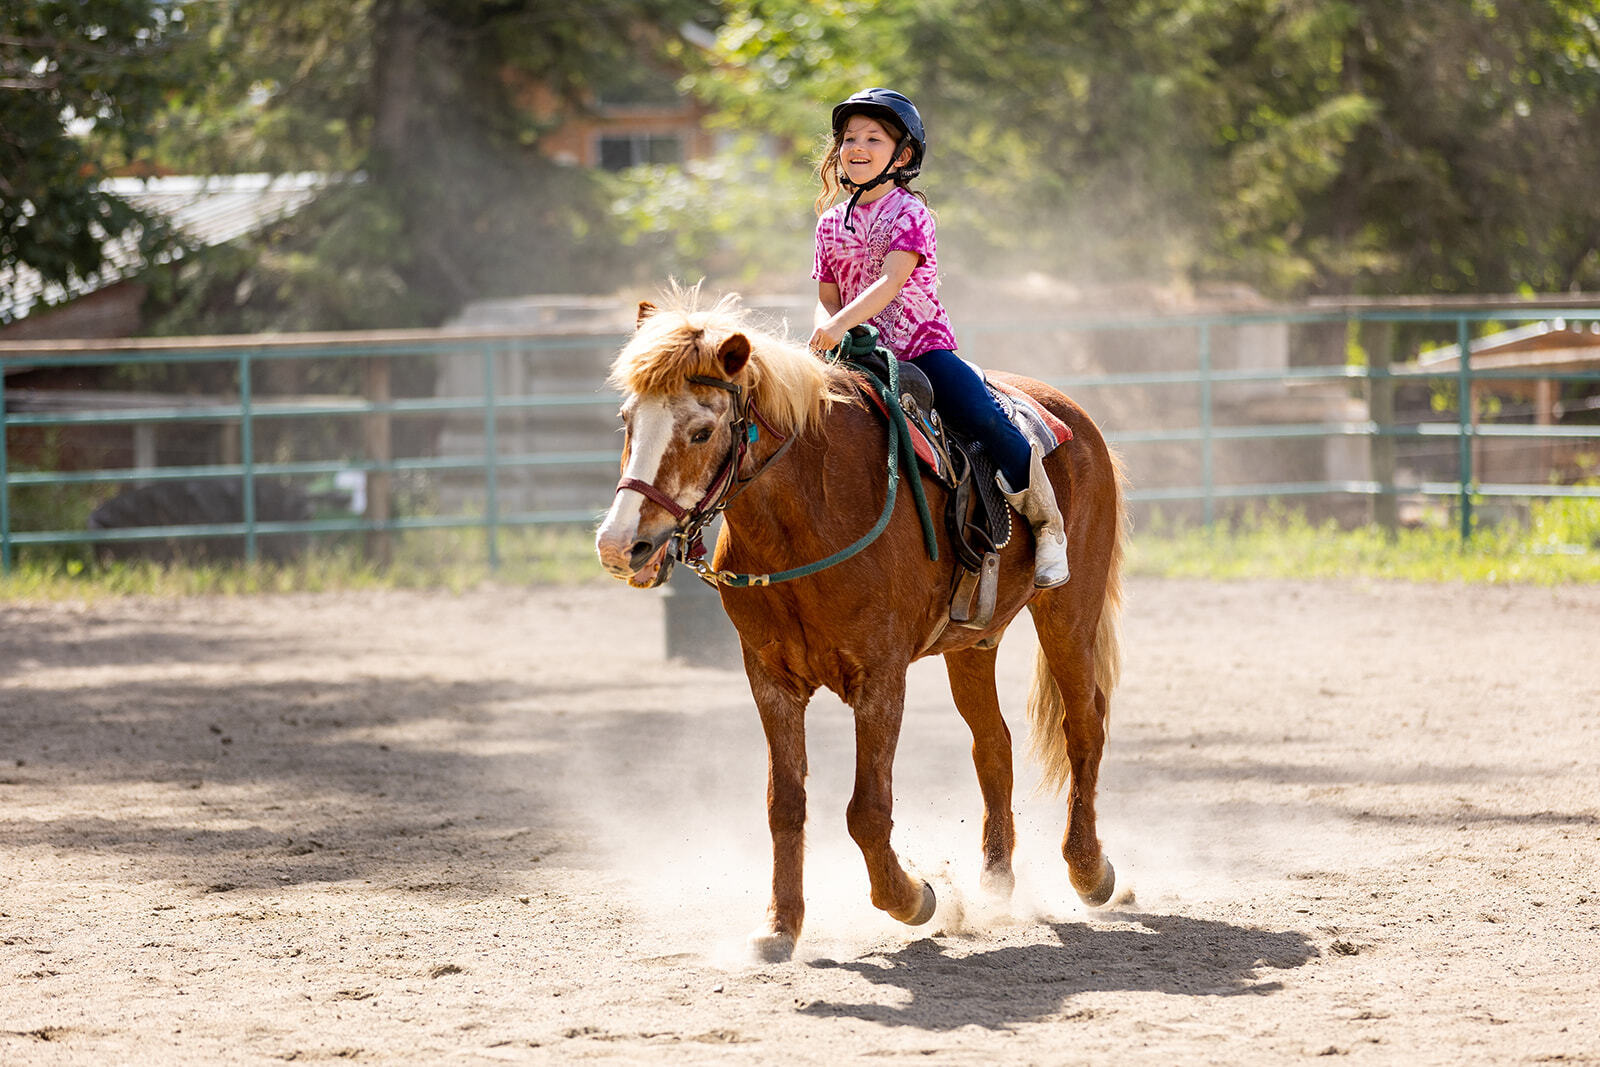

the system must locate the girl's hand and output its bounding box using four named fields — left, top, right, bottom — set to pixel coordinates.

left=809, top=323, right=844, bottom=354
